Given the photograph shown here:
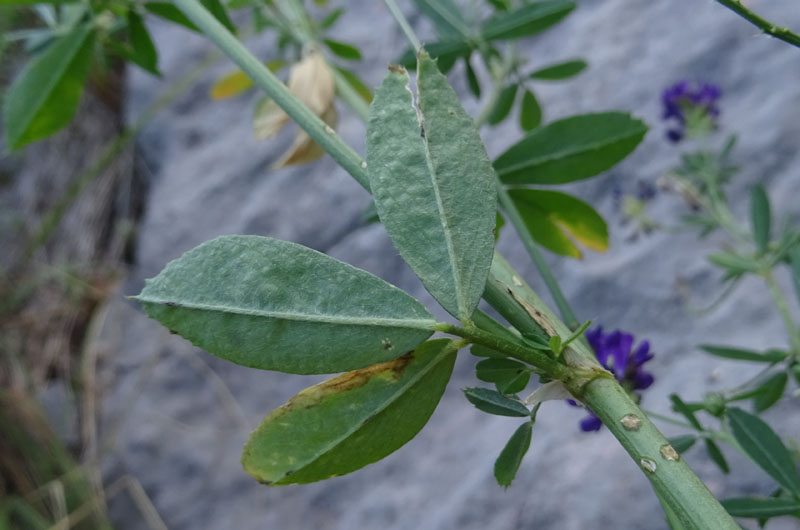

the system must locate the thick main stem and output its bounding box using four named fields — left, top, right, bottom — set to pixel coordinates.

left=581, top=379, right=738, bottom=530
left=496, top=183, right=580, bottom=329
left=172, top=2, right=738, bottom=526
left=487, top=254, right=738, bottom=530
